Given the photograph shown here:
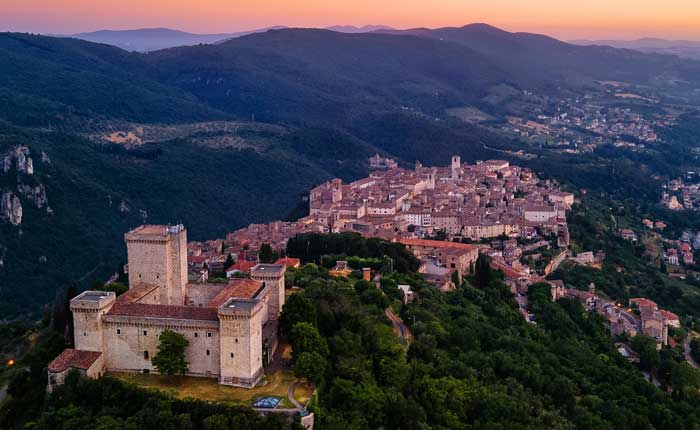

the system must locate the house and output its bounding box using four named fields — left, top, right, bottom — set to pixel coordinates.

left=47, top=349, right=104, bottom=392
left=620, top=229, right=638, bottom=242
left=665, top=249, right=680, bottom=266
left=398, top=285, right=415, bottom=304
left=275, top=257, right=301, bottom=269
left=225, top=260, right=257, bottom=277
